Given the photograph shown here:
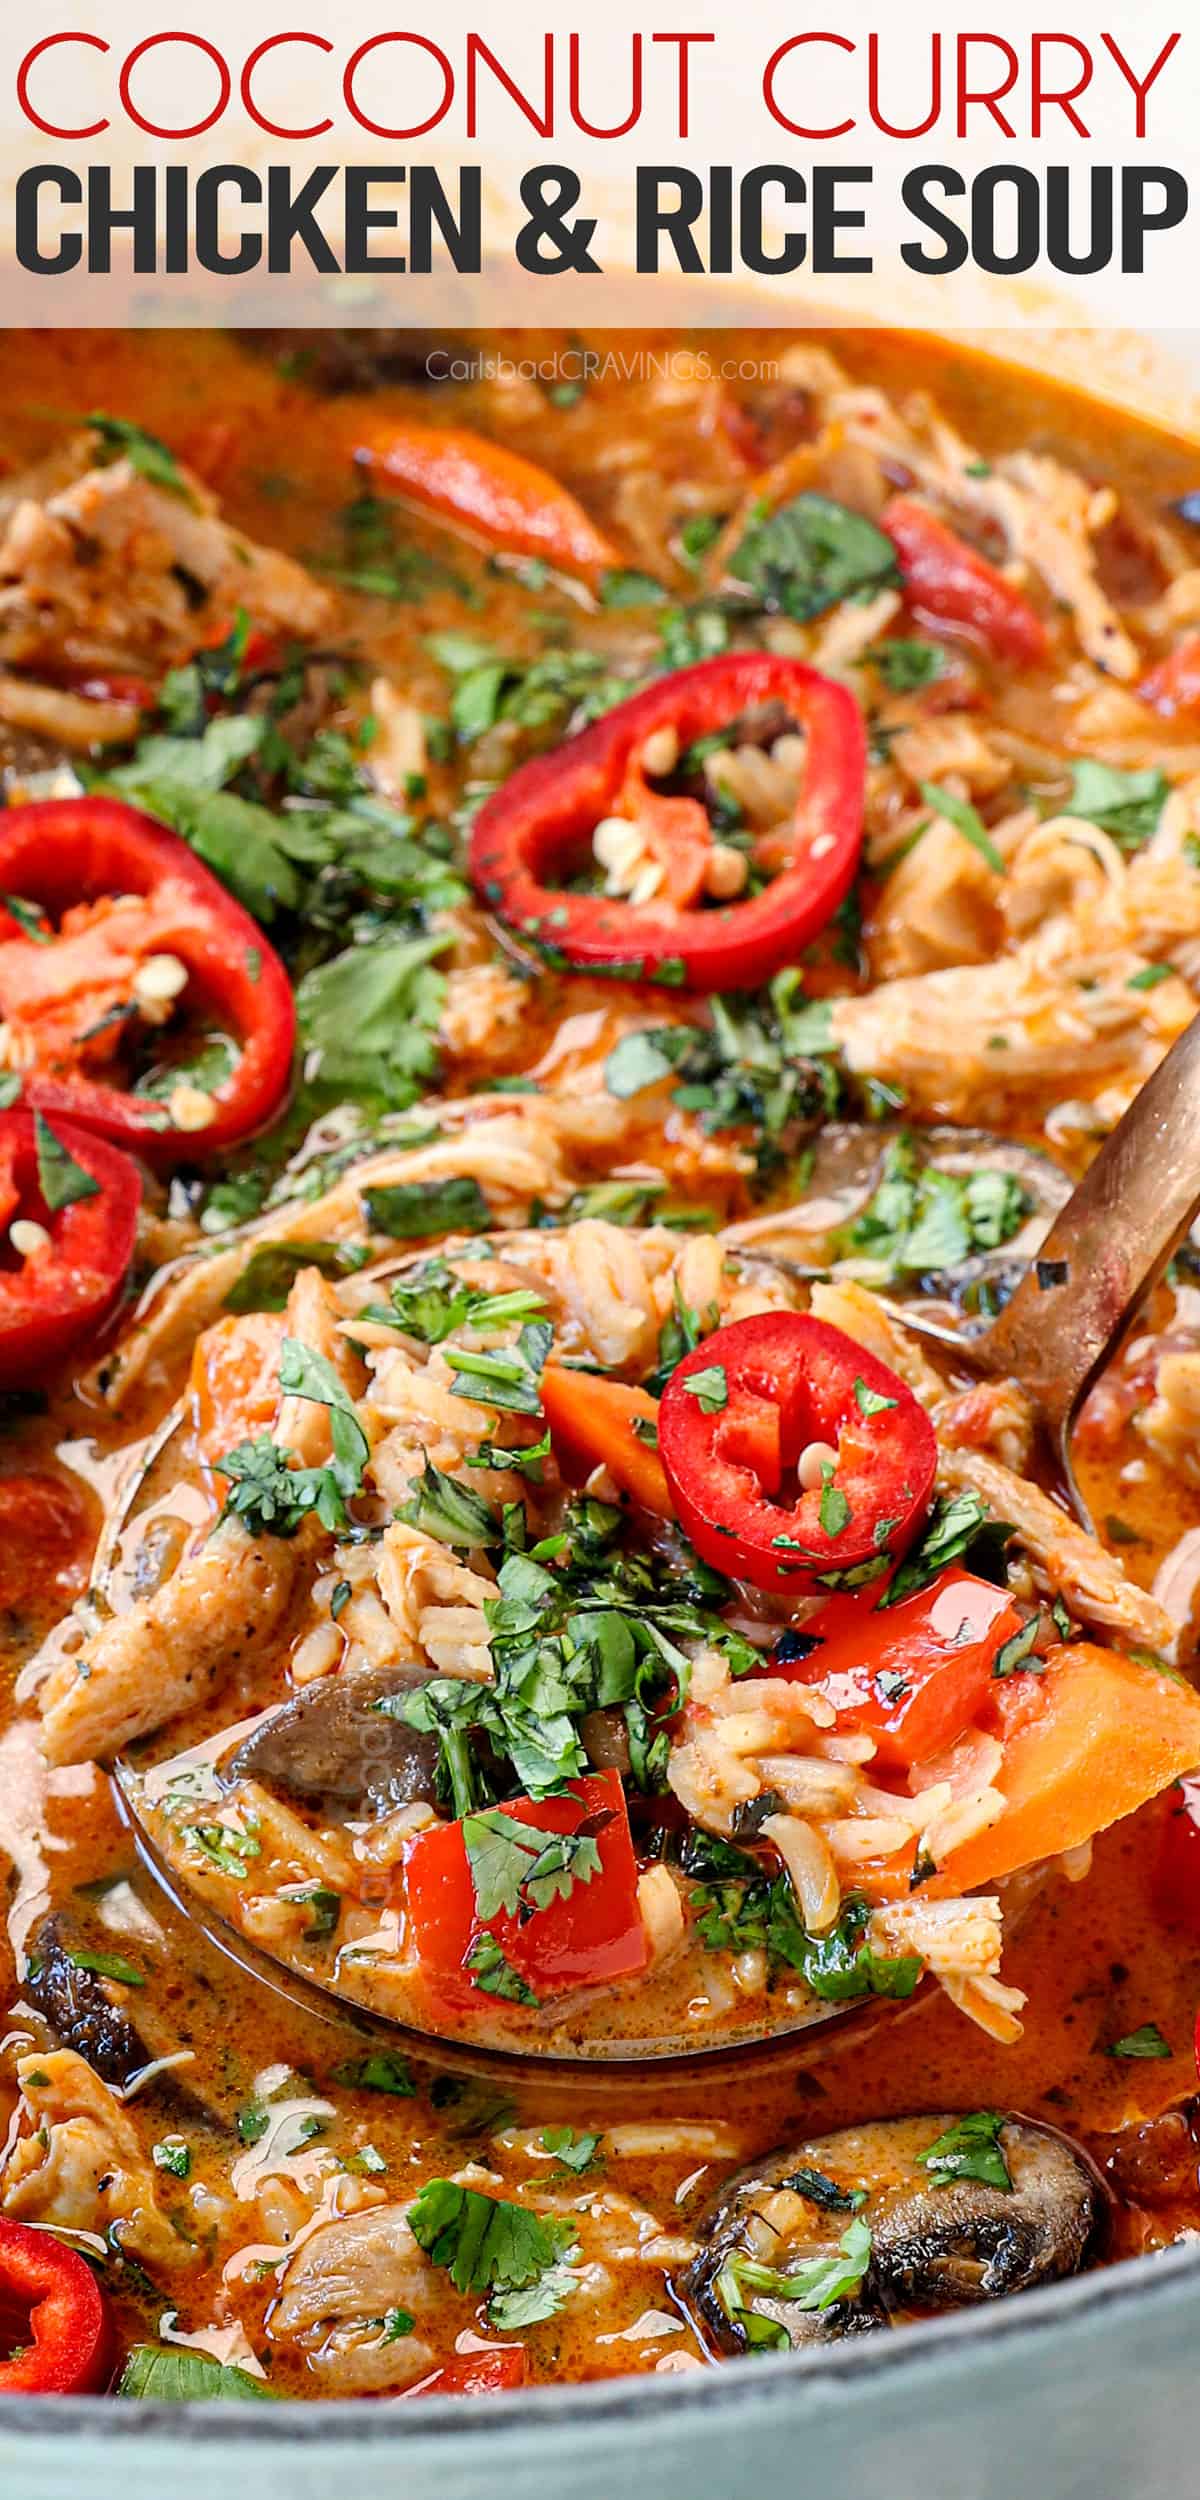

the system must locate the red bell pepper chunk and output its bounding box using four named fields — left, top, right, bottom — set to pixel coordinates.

left=0, top=2216, right=113, bottom=2395
left=0, top=1110, right=140, bottom=1390
left=1154, top=1777, right=1200, bottom=1940
left=0, top=798, right=295, bottom=1164
left=882, top=495, right=1049, bottom=666
left=658, top=1311, right=936, bottom=1596
left=1139, top=635, right=1200, bottom=719
left=404, top=1770, right=648, bottom=2003
left=780, top=1567, right=1024, bottom=1770
left=469, top=654, right=866, bottom=992
left=406, top=2345, right=527, bottom=2398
